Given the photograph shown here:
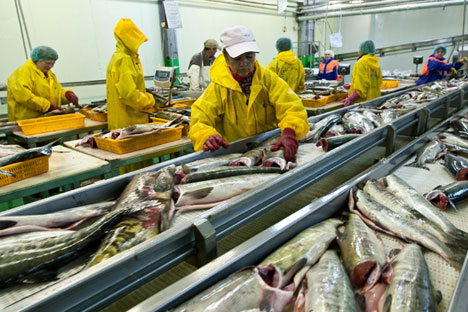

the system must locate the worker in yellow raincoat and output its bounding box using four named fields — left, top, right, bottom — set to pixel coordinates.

left=342, top=40, right=382, bottom=107
left=188, top=26, right=309, bottom=162
left=267, top=37, right=305, bottom=93
left=106, top=18, right=155, bottom=131
left=7, top=46, right=80, bottom=121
